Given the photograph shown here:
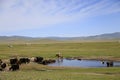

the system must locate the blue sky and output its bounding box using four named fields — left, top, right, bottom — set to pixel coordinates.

left=0, top=0, right=120, bottom=37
